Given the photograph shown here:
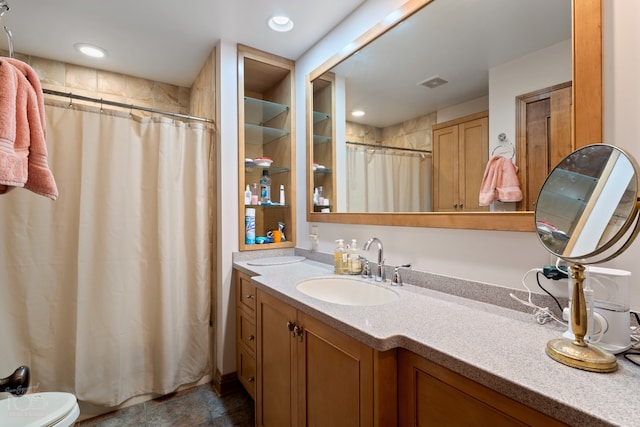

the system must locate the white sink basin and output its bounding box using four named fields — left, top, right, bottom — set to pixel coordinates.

left=296, top=277, right=398, bottom=306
